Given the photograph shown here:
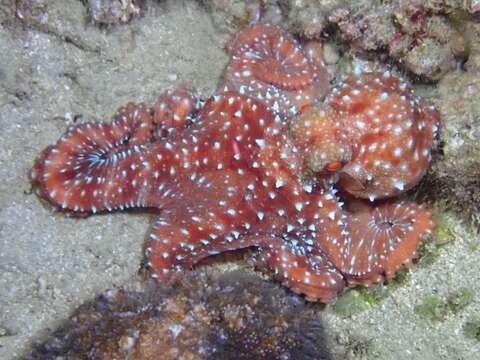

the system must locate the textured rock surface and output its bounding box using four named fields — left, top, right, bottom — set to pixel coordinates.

left=199, top=0, right=266, bottom=33
left=278, top=0, right=344, bottom=38
left=280, top=0, right=468, bottom=80
left=85, top=0, right=144, bottom=25
left=26, top=271, right=333, bottom=359
left=421, top=21, right=480, bottom=225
